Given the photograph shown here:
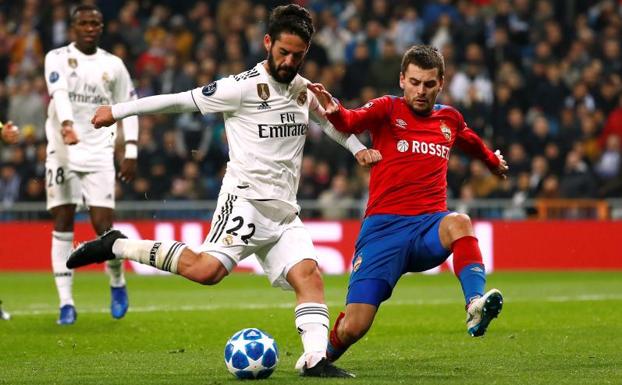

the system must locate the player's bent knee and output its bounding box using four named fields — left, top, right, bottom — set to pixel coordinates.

left=444, top=213, right=474, bottom=235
